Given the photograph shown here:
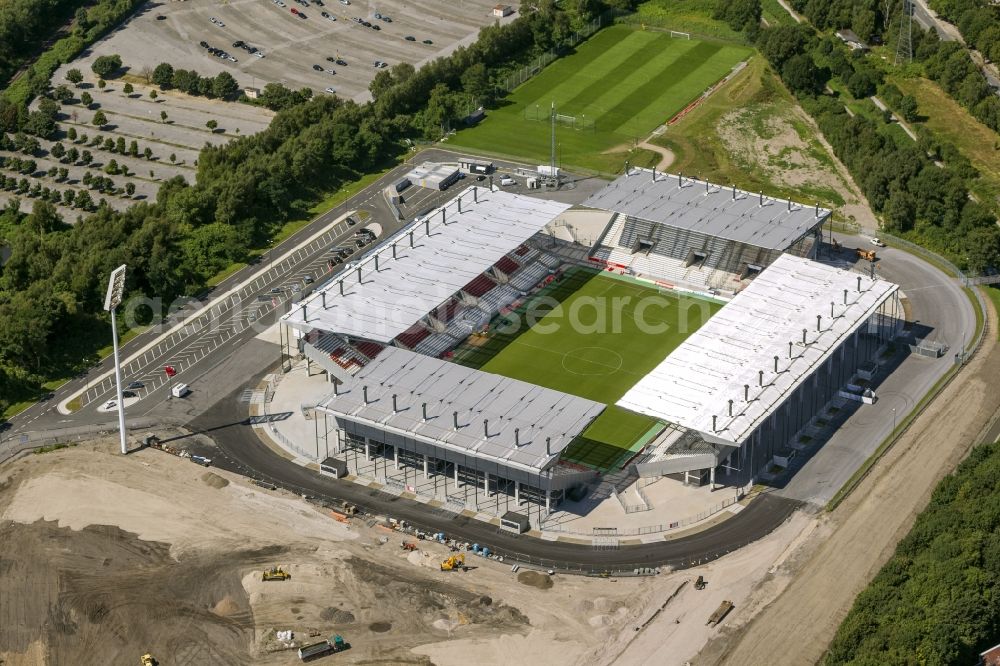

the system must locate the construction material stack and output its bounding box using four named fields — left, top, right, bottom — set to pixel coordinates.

left=297, top=634, right=347, bottom=660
